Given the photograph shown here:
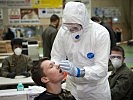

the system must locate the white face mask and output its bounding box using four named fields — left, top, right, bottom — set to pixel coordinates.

left=14, top=47, right=22, bottom=56
left=71, top=29, right=83, bottom=42
left=111, top=58, right=122, bottom=69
